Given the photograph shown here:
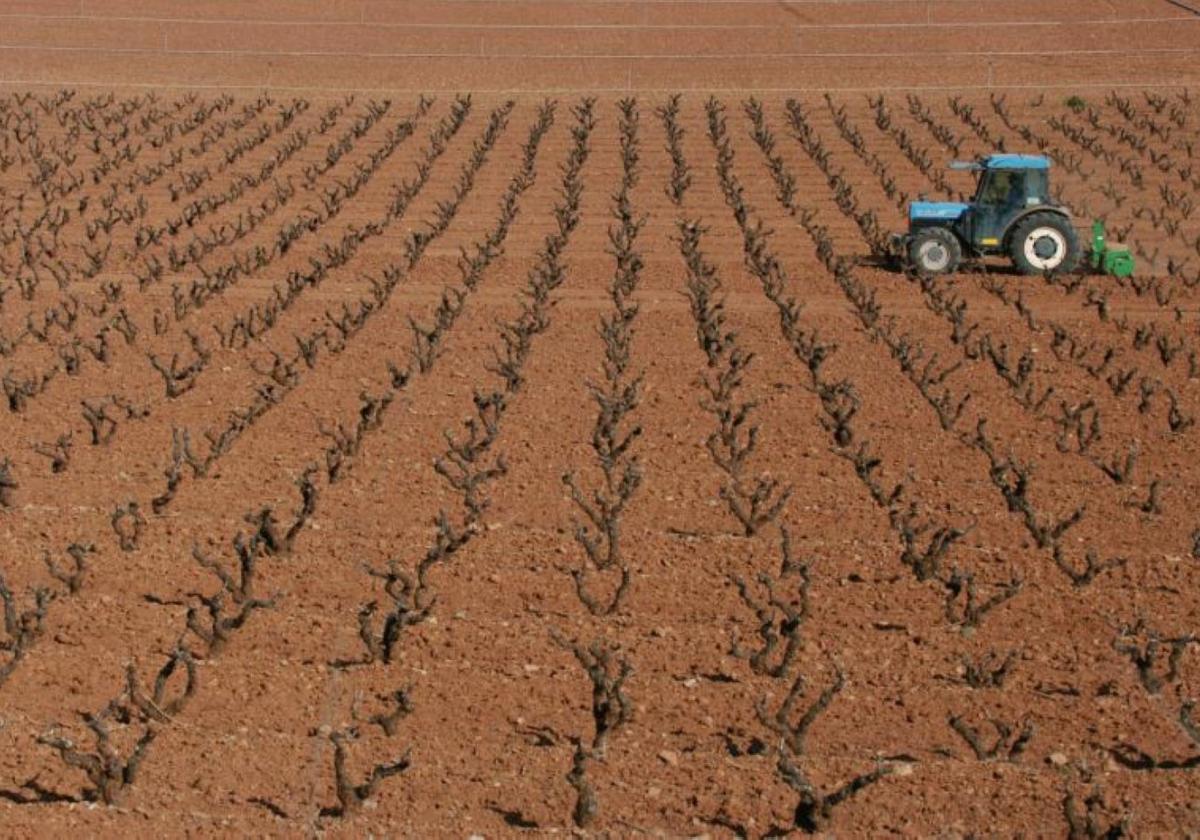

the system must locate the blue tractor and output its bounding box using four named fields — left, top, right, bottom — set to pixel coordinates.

left=893, top=154, right=1081, bottom=276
